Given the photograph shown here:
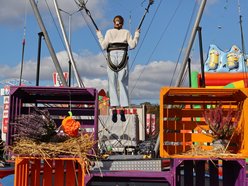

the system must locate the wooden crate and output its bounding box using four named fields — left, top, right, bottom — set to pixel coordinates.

left=7, top=86, right=99, bottom=147
left=159, top=87, right=248, bottom=157
left=172, top=158, right=246, bottom=186
left=14, top=157, right=85, bottom=186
